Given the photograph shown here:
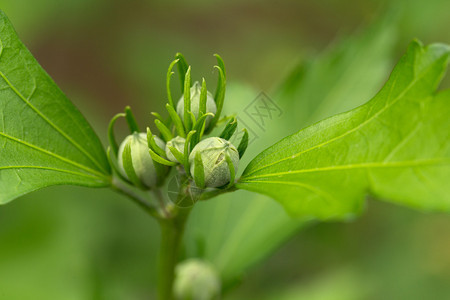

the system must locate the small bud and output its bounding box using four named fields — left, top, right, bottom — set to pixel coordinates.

left=177, top=81, right=217, bottom=127
left=165, top=136, right=186, bottom=163
left=117, top=132, right=166, bottom=188
left=173, top=259, right=221, bottom=300
left=189, top=137, right=239, bottom=188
